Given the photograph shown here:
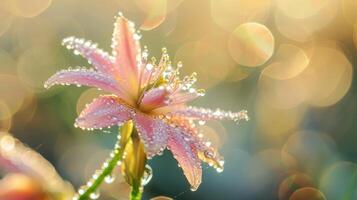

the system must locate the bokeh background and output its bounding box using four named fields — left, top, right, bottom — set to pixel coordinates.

left=0, top=0, right=357, bottom=199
